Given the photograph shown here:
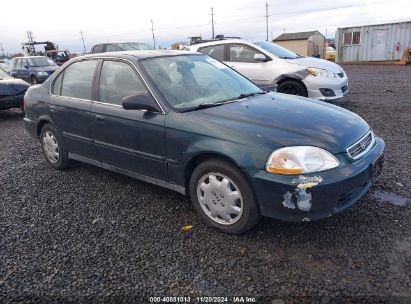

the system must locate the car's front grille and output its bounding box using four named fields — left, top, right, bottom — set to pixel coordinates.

left=337, top=72, right=344, bottom=78
left=347, top=131, right=374, bottom=159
